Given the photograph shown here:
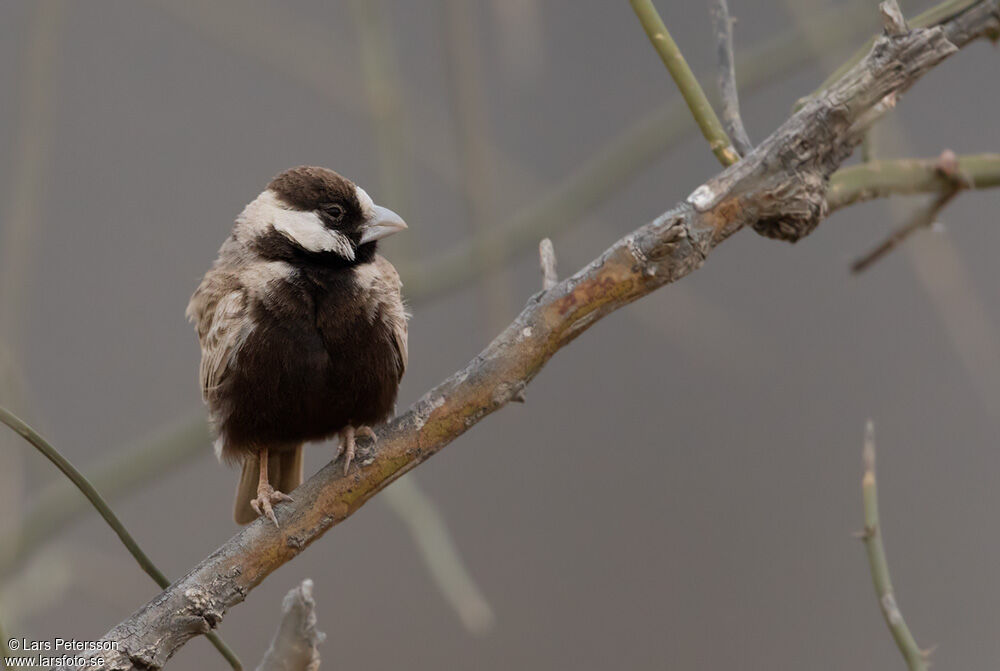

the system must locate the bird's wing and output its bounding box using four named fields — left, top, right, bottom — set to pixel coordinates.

left=187, top=275, right=249, bottom=401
